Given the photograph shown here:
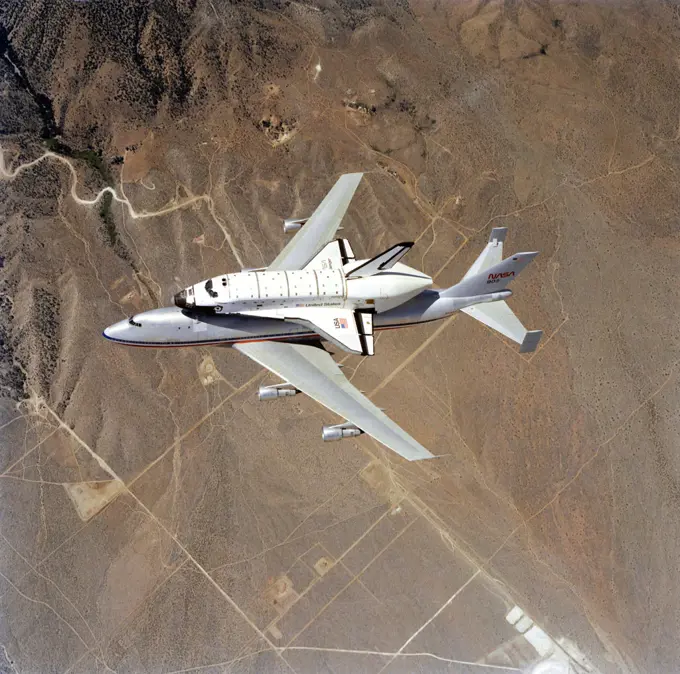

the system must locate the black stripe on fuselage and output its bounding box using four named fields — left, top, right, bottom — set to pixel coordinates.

left=102, top=330, right=318, bottom=348
left=372, top=271, right=431, bottom=280
left=101, top=317, right=441, bottom=348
